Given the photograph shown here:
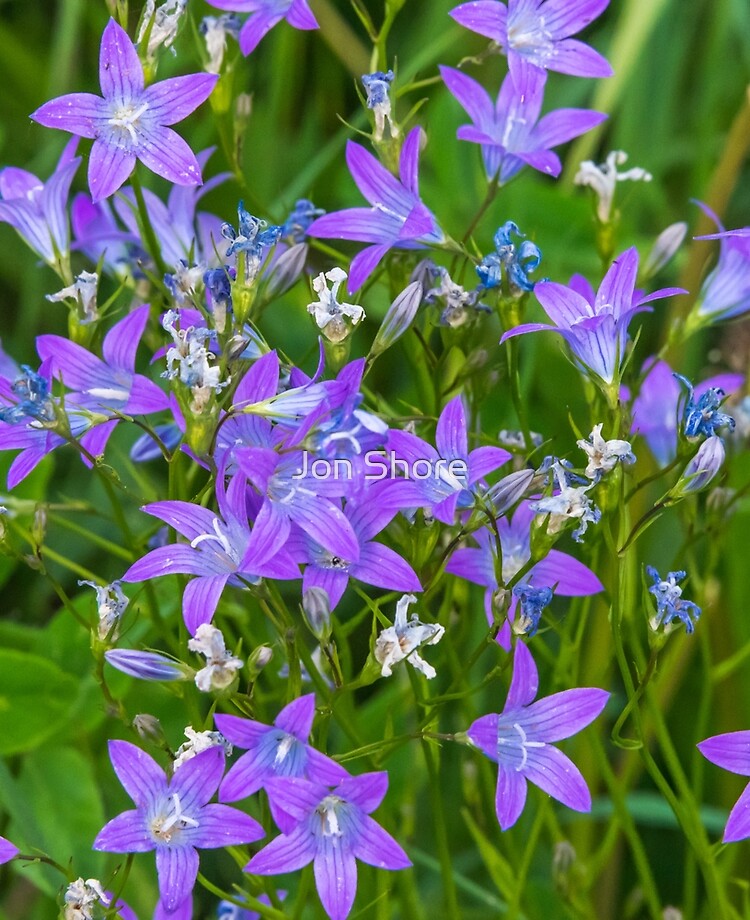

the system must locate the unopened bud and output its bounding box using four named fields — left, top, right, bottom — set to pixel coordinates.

left=370, top=281, right=423, bottom=357
left=247, top=644, right=273, bottom=679
left=105, top=649, right=186, bottom=681
left=486, top=468, right=534, bottom=514
left=673, top=436, right=725, bottom=496
left=133, top=713, right=167, bottom=746
left=643, top=222, right=687, bottom=278
left=302, top=587, right=332, bottom=641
